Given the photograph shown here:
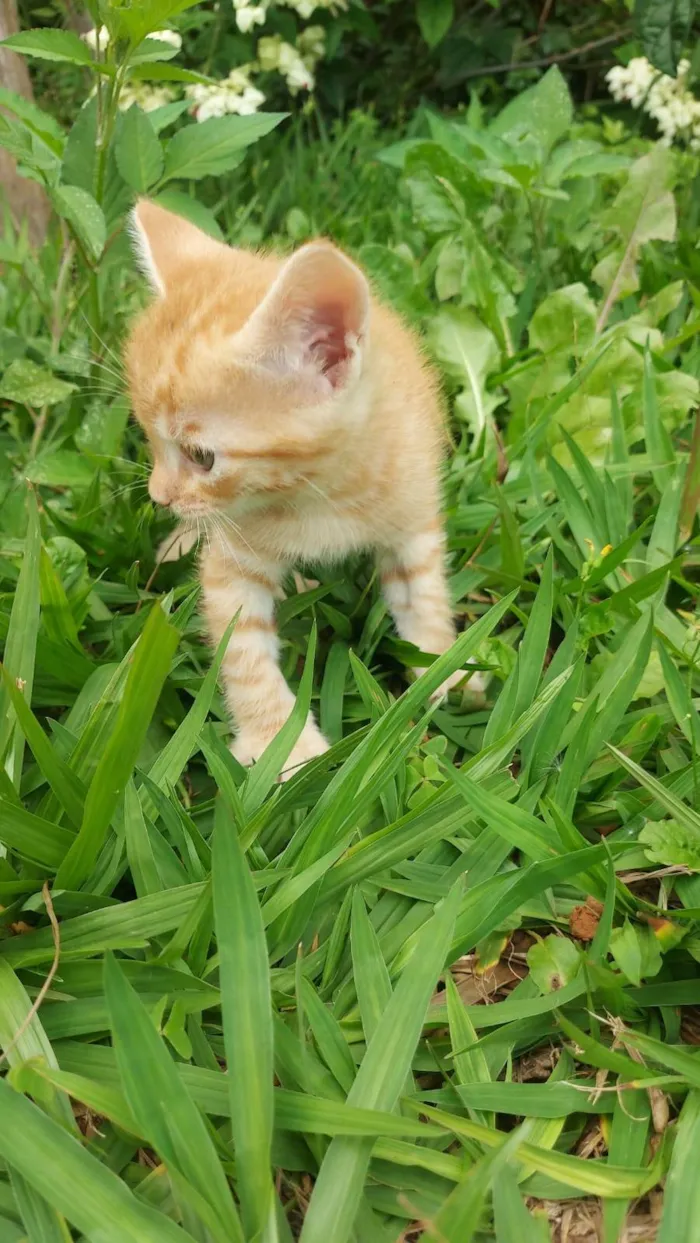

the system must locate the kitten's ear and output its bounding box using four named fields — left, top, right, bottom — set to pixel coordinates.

left=240, top=242, right=370, bottom=396
left=129, top=199, right=227, bottom=295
